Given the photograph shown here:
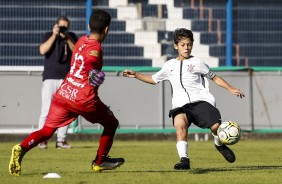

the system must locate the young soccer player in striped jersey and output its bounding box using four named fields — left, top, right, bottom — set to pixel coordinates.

left=123, top=28, right=244, bottom=170
left=9, top=10, right=124, bottom=176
